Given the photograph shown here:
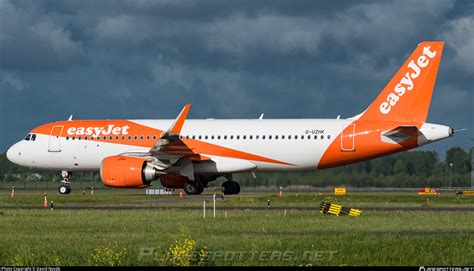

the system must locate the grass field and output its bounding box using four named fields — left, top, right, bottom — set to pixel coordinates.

left=1, top=188, right=473, bottom=266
